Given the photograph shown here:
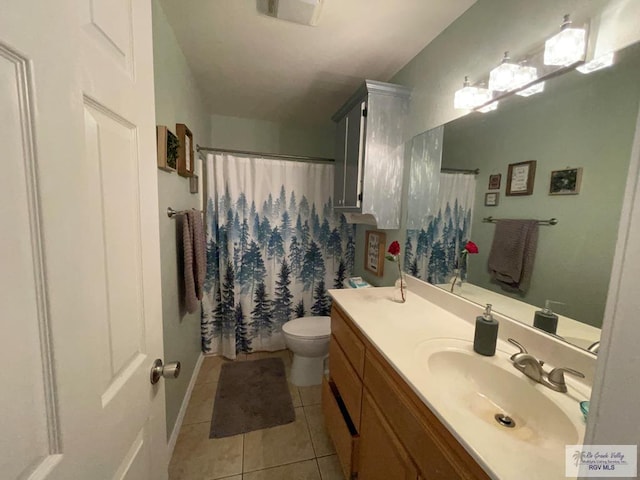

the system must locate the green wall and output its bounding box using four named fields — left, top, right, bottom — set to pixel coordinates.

left=152, top=0, right=211, bottom=440
left=210, top=114, right=334, bottom=158
left=442, top=51, right=640, bottom=327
